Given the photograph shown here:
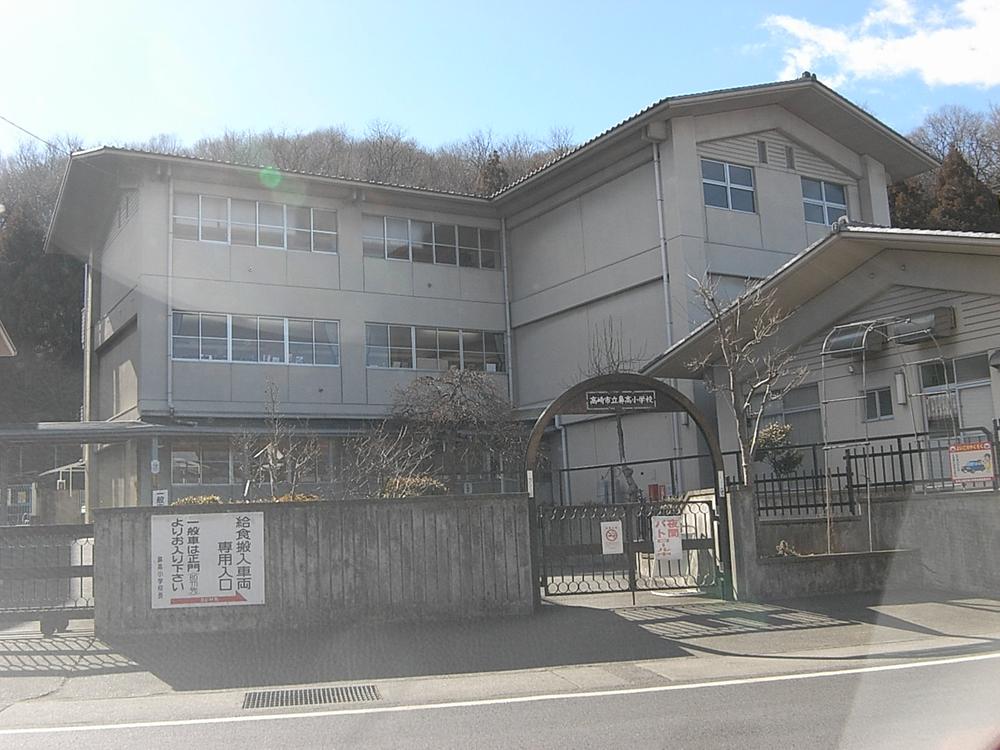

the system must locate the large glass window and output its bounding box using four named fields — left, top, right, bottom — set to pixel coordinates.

left=701, top=159, right=755, bottom=213
left=171, top=194, right=337, bottom=253
left=366, top=323, right=505, bottom=371
left=802, top=178, right=847, bottom=225
left=171, top=440, right=231, bottom=485
left=362, top=214, right=500, bottom=269
left=172, top=312, right=339, bottom=366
